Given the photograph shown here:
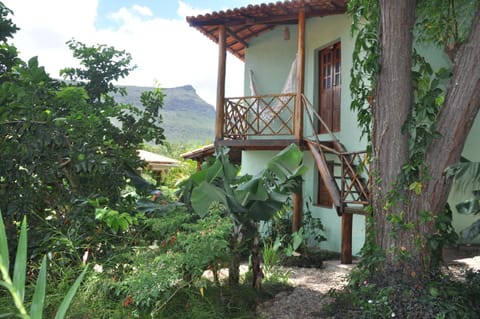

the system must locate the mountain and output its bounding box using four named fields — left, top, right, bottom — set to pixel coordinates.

left=114, top=85, right=215, bottom=144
